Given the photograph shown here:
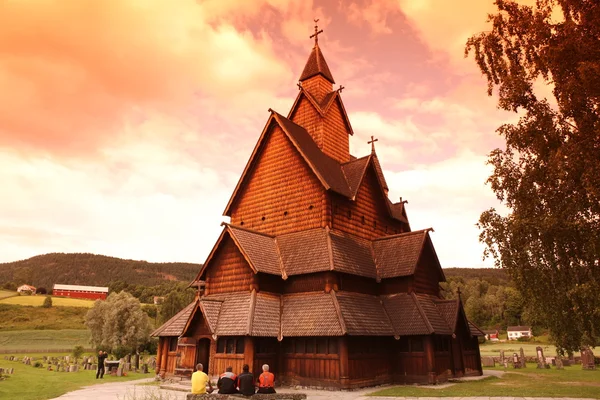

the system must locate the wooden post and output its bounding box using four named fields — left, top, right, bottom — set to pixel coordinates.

left=244, top=336, right=255, bottom=371
left=424, top=336, right=436, bottom=384
left=156, top=338, right=162, bottom=374
left=160, top=339, right=168, bottom=375
left=339, top=336, right=349, bottom=388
